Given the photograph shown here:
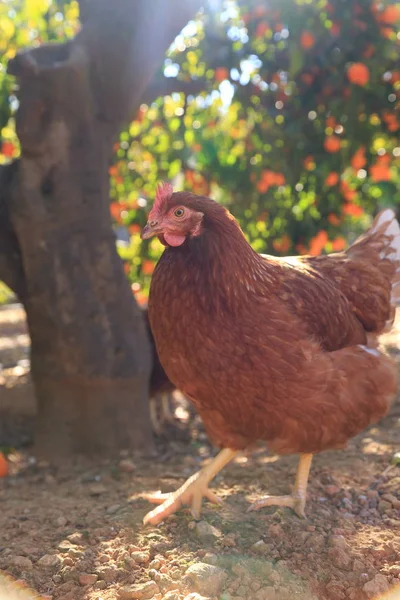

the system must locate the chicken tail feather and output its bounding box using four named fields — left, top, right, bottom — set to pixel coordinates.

left=348, top=209, right=400, bottom=311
